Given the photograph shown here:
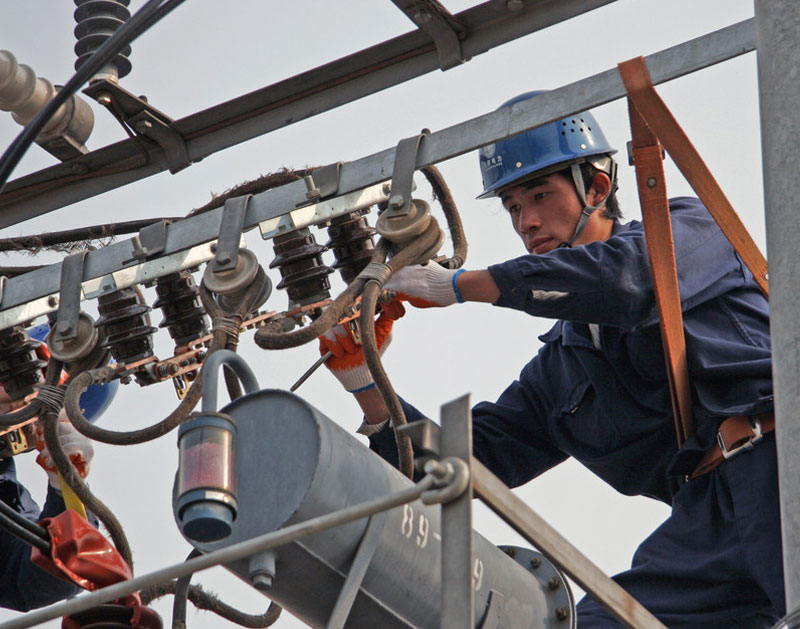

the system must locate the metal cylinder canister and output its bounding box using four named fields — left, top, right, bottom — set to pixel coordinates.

left=176, top=412, right=238, bottom=542
left=173, top=389, right=574, bottom=628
